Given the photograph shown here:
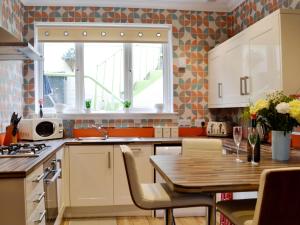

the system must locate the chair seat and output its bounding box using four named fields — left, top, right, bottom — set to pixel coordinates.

left=140, top=183, right=214, bottom=210
left=216, top=199, right=257, bottom=225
